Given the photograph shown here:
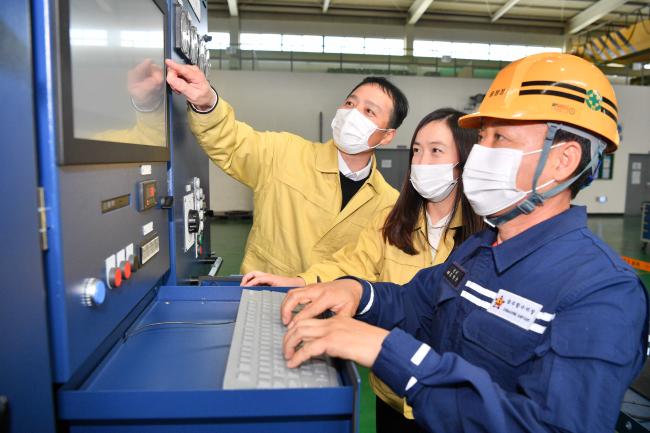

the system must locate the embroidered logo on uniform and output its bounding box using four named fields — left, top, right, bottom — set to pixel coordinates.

left=444, top=263, right=465, bottom=287
left=487, top=289, right=542, bottom=331
left=460, top=281, right=555, bottom=334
